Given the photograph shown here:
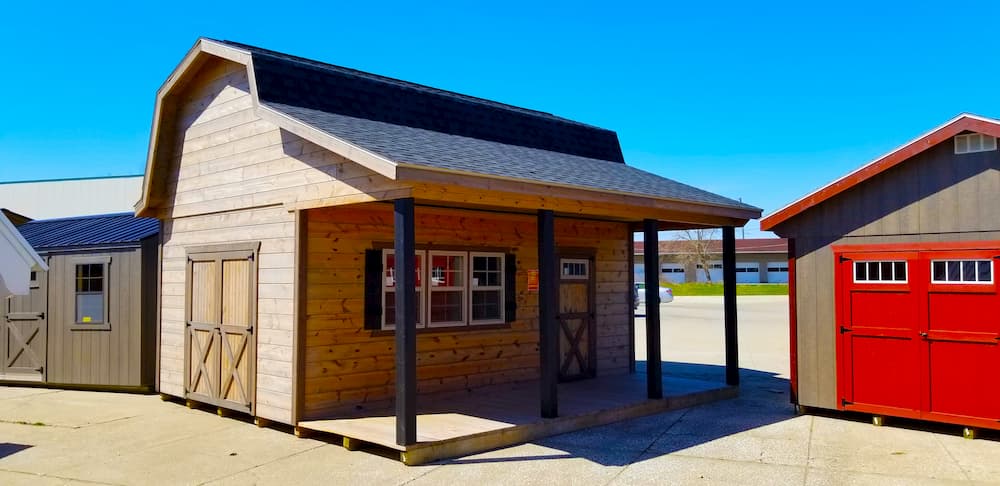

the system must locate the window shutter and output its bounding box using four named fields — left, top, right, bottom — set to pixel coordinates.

left=364, top=249, right=383, bottom=330
left=505, top=253, right=517, bottom=323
